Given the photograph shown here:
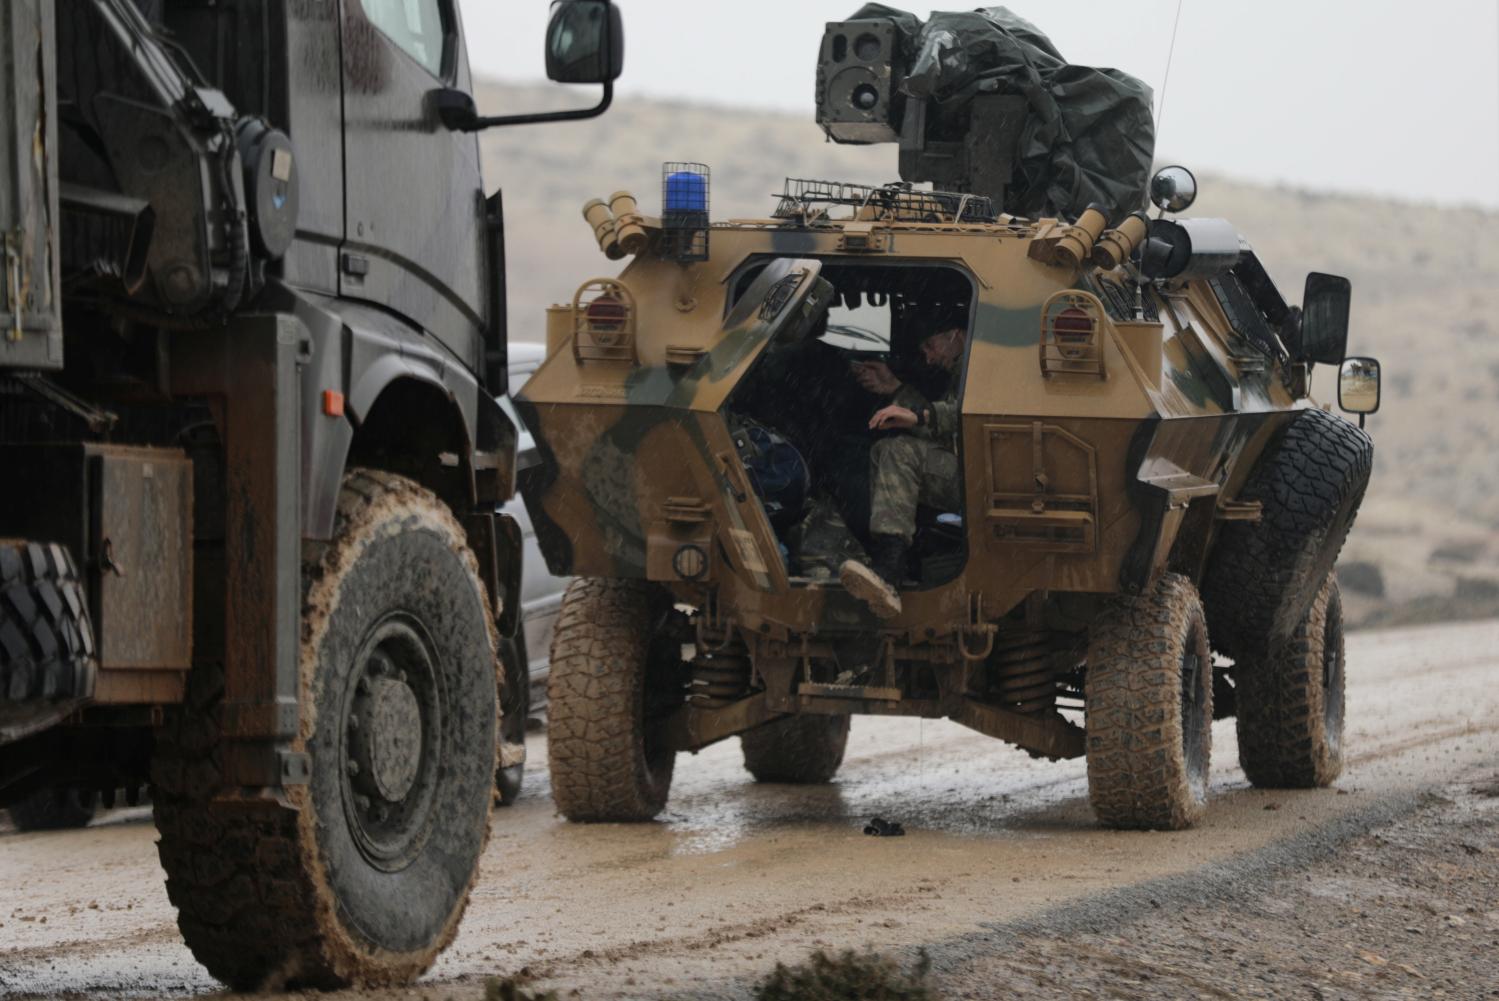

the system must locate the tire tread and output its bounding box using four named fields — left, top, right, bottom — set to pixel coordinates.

left=547, top=578, right=675, bottom=822
left=153, top=469, right=492, bottom=989
left=1086, top=573, right=1213, bottom=831
left=1236, top=576, right=1345, bottom=788
left=741, top=715, right=850, bottom=784
left=1202, top=408, right=1371, bottom=661
left=0, top=539, right=94, bottom=707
